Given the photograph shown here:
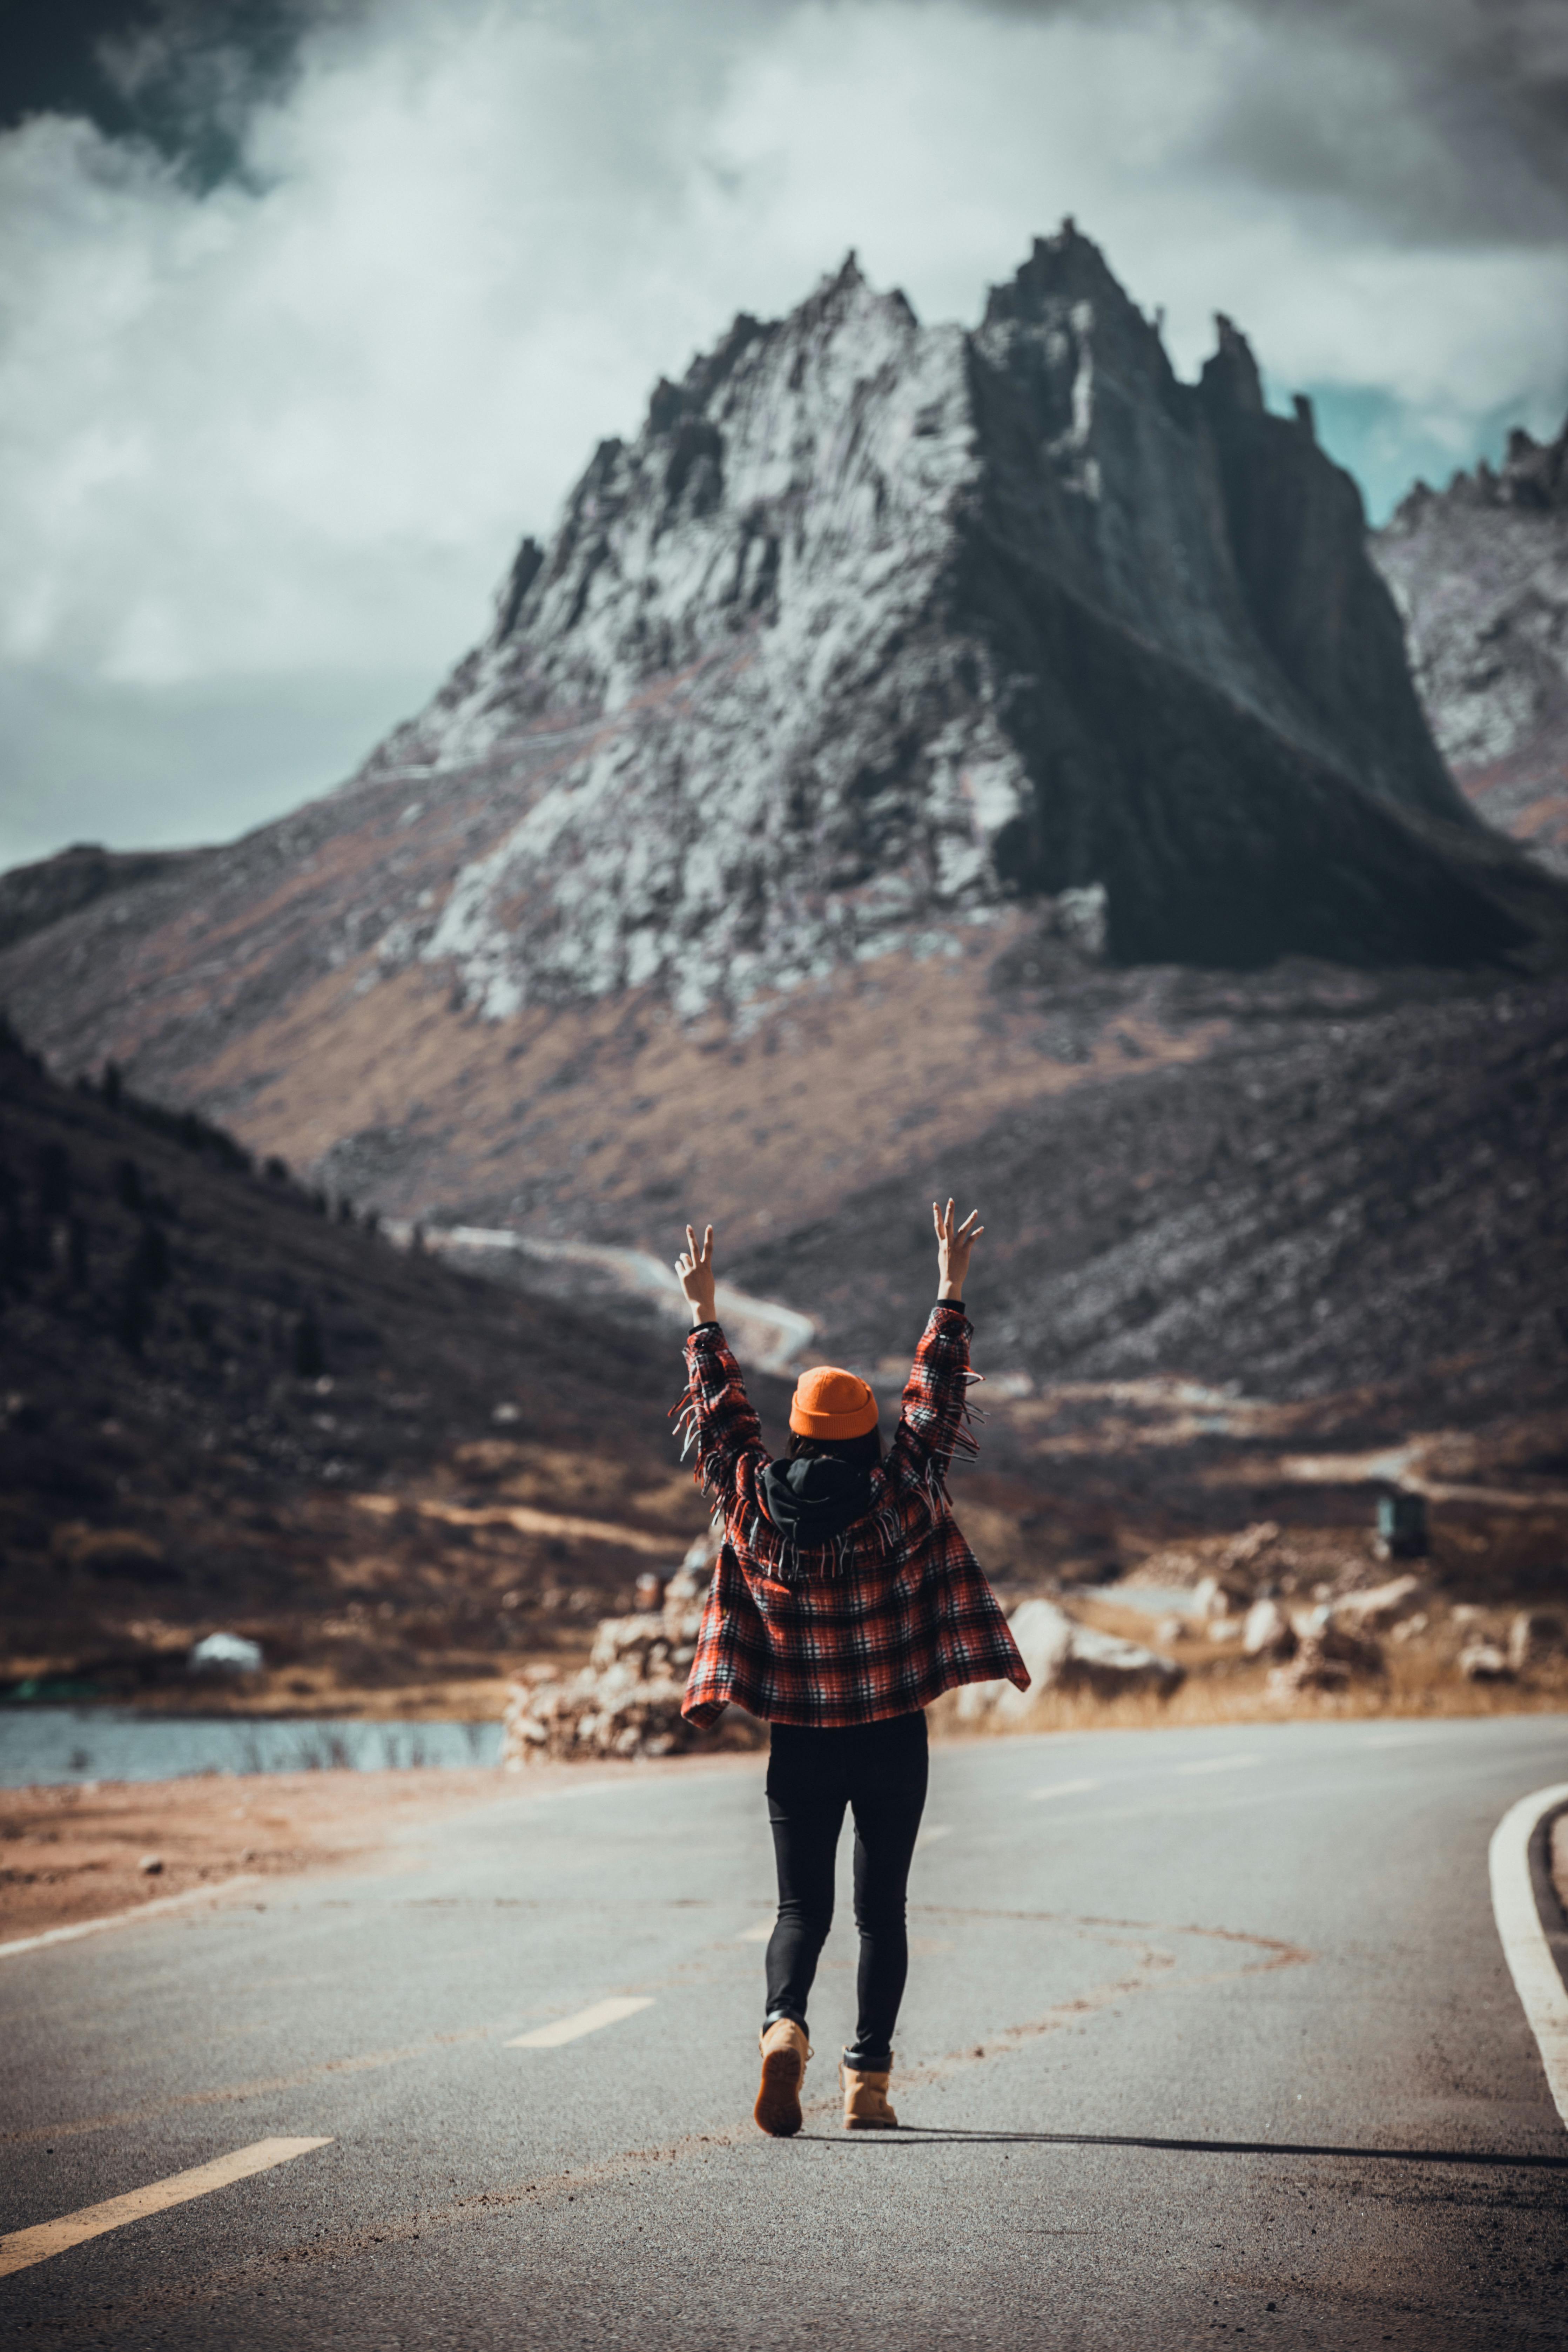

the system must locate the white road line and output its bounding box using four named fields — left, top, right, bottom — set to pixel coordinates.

left=1488, top=1782, right=1568, bottom=2131
left=0, top=1875, right=263, bottom=1963
left=915, top=1824, right=952, bottom=1849
left=506, top=1996, right=654, bottom=2048
left=1028, top=1778, right=1101, bottom=1802
left=1173, top=1754, right=1261, bottom=1777
left=736, top=1921, right=774, bottom=1943
left=0, top=2137, right=332, bottom=2279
